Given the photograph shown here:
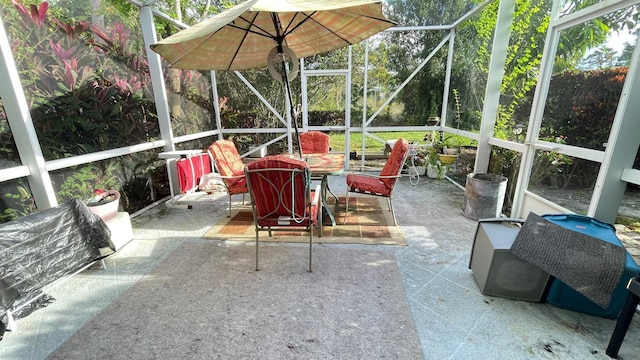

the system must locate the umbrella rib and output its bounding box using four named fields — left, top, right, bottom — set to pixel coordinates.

left=361, top=14, right=398, bottom=27
left=305, top=16, right=350, bottom=46
left=306, top=14, right=396, bottom=46
left=279, top=12, right=314, bottom=38
left=233, top=14, right=277, bottom=39
left=270, top=12, right=286, bottom=47
left=226, top=13, right=275, bottom=70
left=227, top=23, right=276, bottom=40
